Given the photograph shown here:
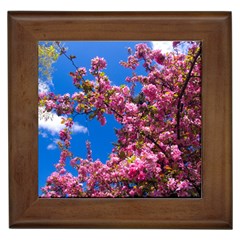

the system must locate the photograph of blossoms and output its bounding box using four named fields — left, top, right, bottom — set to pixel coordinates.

left=38, top=41, right=202, bottom=198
